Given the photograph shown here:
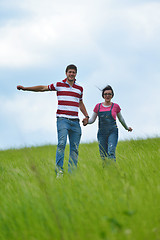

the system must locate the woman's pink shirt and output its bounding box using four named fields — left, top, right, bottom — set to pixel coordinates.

left=94, top=103, right=121, bottom=120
